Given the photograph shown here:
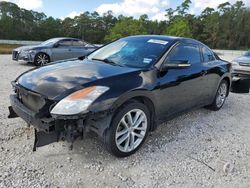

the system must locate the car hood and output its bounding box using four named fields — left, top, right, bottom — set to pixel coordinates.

left=17, top=59, right=140, bottom=100
left=234, top=56, right=250, bottom=63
